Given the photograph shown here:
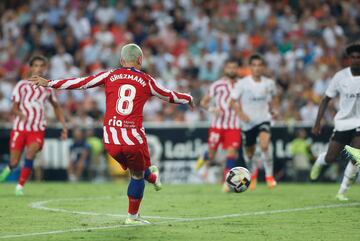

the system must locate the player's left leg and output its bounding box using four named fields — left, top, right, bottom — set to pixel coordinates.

left=259, top=131, right=276, bottom=188
left=336, top=161, right=359, bottom=201
left=15, top=142, right=41, bottom=196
